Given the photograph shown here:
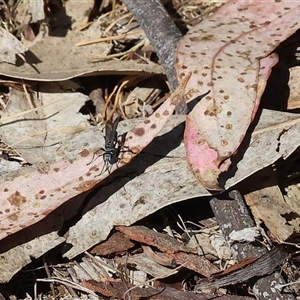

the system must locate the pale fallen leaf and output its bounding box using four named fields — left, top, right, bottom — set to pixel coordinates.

left=285, top=184, right=300, bottom=217
left=0, top=232, right=64, bottom=283
left=29, top=0, right=45, bottom=23
left=287, top=66, right=300, bottom=109
left=0, top=20, right=163, bottom=81
left=176, top=0, right=300, bottom=189
left=0, top=28, right=27, bottom=64
left=66, top=0, right=94, bottom=30
left=0, top=86, right=89, bottom=164
left=228, top=227, right=260, bottom=243
left=244, top=173, right=298, bottom=242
